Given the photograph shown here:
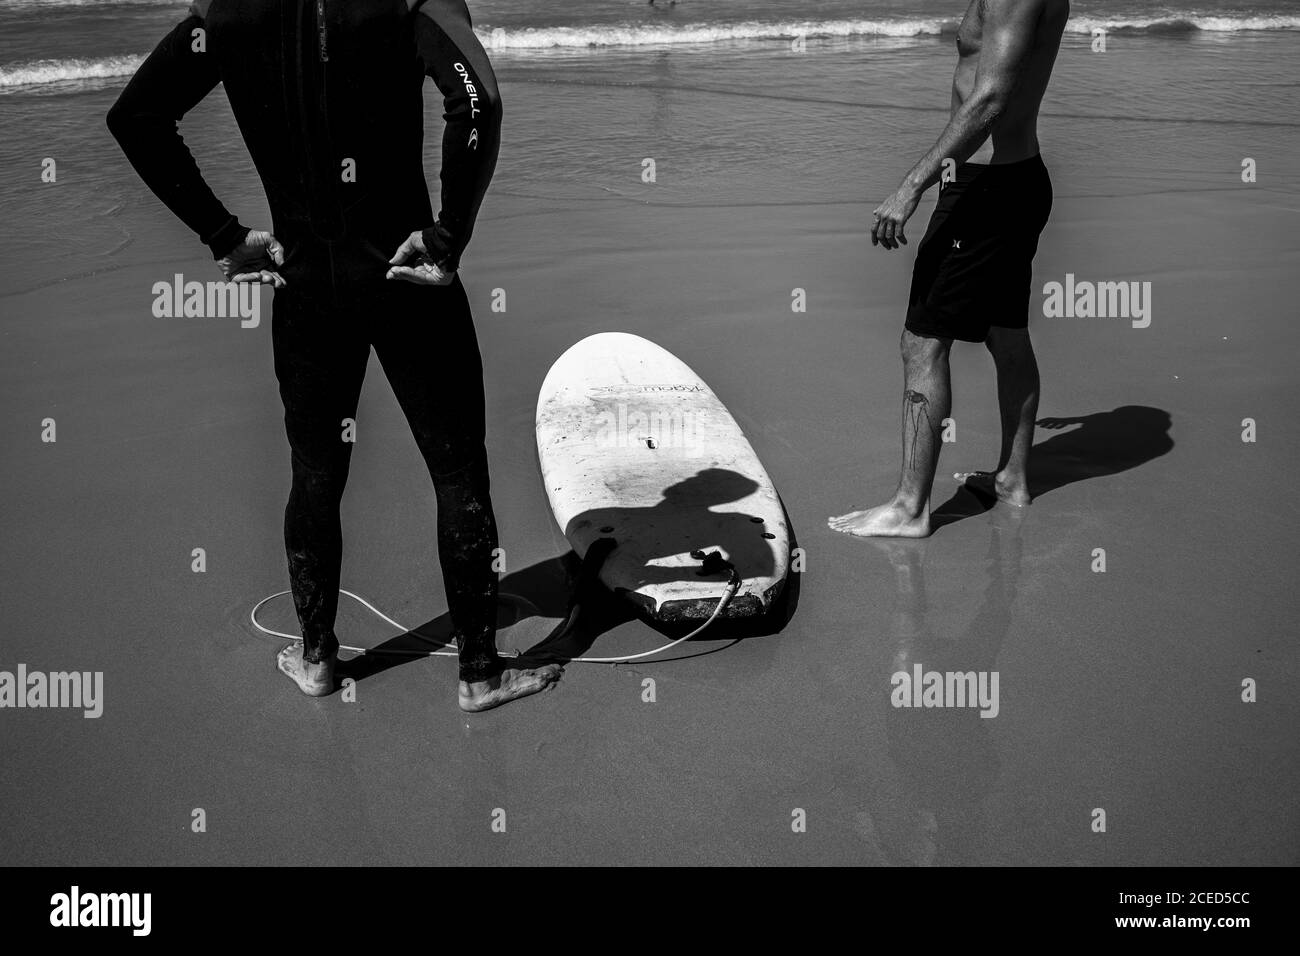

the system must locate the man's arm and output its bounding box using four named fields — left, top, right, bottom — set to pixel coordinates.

left=899, top=0, right=1045, bottom=196
left=871, top=0, right=1044, bottom=250
left=106, top=0, right=248, bottom=259
left=412, top=0, right=503, bottom=272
